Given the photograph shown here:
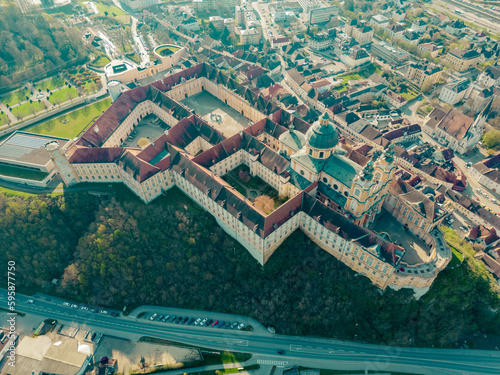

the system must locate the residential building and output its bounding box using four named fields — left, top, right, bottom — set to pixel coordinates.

left=476, top=65, right=500, bottom=88
left=386, top=23, right=406, bottom=38
left=370, top=42, right=410, bottom=67
left=432, top=13, right=450, bottom=26
left=240, top=28, right=261, bottom=45
left=224, top=18, right=235, bottom=34
left=445, top=49, right=481, bottom=72
left=382, top=89, right=406, bottom=108
left=179, top=17, right=200, bottom=32
left=370, top=14, right=389, bottom=28
left=405, top=60, right=443, bottom=88
left=400, top=30, right=420, bottom=45
left=272, top=37, right=291, bottom=49
left=445, top=19, right=467, bottom=36
left=270, top=4, right=296, bottom=22
left=423, top=100, right=491, bottom=153
left=411, top=19, right=427, bottom=33
left=193, top=0, right=239, bottom=11
left=209, top=16, right=224, bottom=31
left=439, top=79, right=472, bottom=105
left=297, top=0, right=322, bottom=13
left=418, top=43, right=440, bottom=58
